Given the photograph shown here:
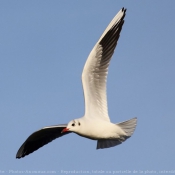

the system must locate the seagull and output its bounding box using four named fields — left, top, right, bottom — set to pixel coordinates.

left=16, top=7, right=137, bottom=159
